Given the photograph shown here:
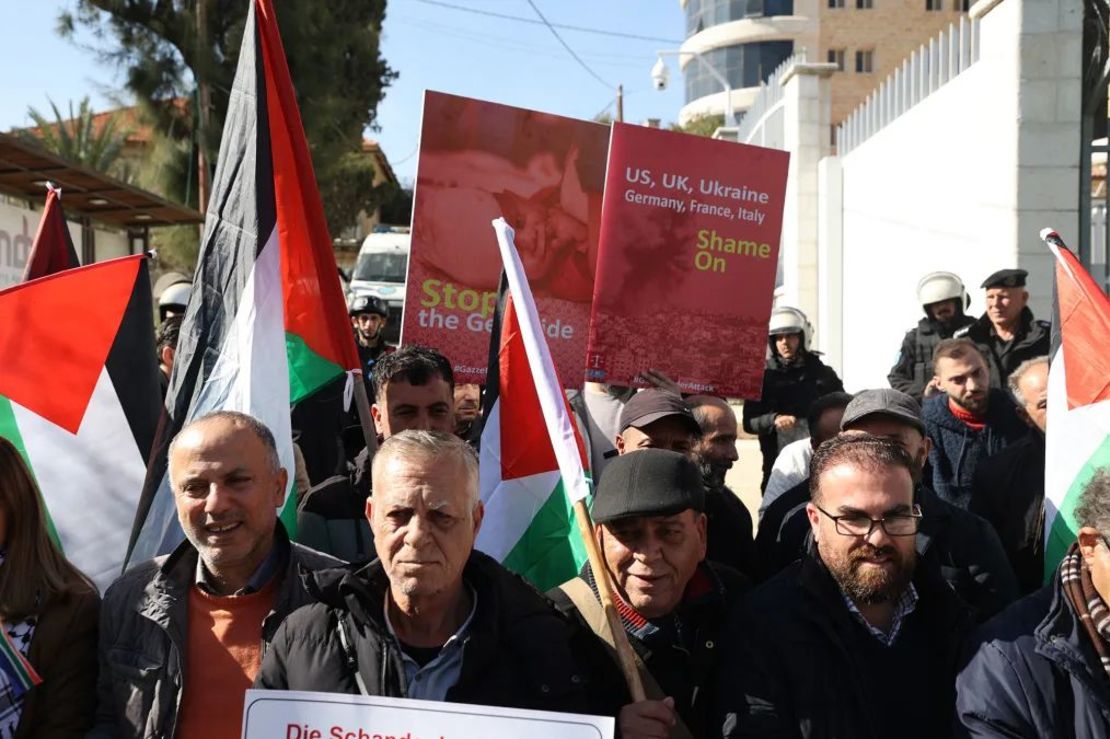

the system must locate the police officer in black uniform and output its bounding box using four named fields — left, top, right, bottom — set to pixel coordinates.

left=888, top=271, right=976, bottom=401
left=955, top=268, right=1050, bottom=388
left=349, top=294, right=394, bottom=374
